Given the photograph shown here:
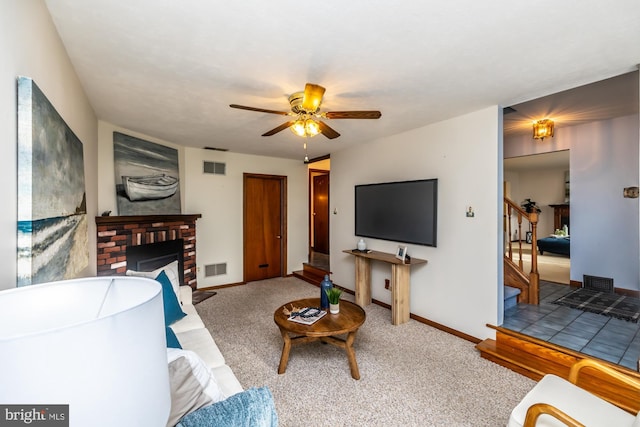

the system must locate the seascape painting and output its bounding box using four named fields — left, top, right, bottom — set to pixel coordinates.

left=113, top=132, right=181, bottom=215
left=17, top=76, right=88, bottom=287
